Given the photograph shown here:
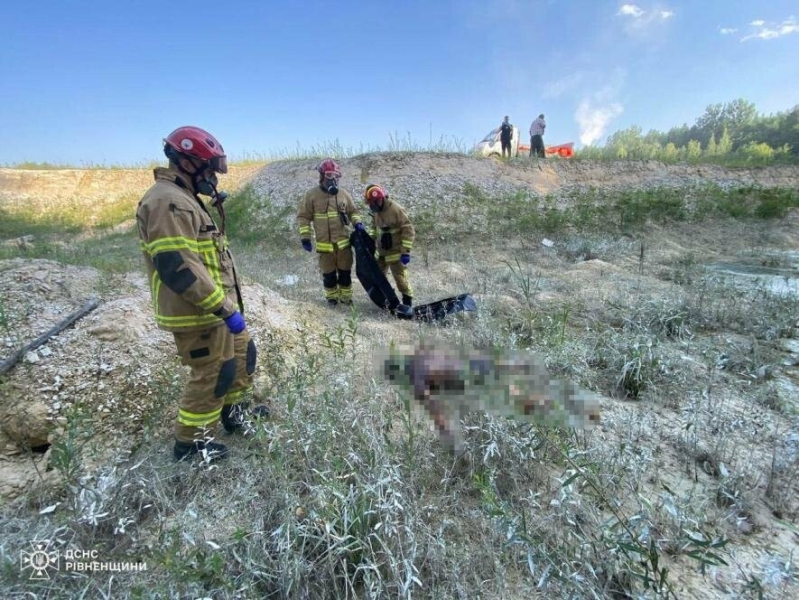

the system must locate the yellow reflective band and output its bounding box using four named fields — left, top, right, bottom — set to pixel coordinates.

left=178, top=407, right=222, bottom=427
left=316, top=242, right=334, bottom=252
left=143, top=236, right=215, bottom=256
left=203, top=239, right=223, bottom=289
left=299, top=226, right=311, bottom=234
left=313, top=211, right=342, bottom=220
left=402, top=240, right=413, bottom=249
left=149, top=270, right=160, bottom=312
left=198, top=286, right=225, bottom=310
left=223, top=387, right=253, bottom=405
left=156, top=313, right=222, bottom=326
